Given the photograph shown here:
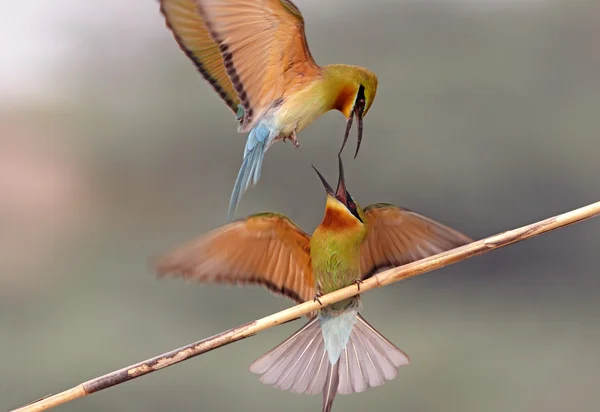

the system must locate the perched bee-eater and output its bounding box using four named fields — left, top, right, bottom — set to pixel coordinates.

left=157, top=156, right=471, bottom=412
left=159, top=0, right=379, bottom=221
